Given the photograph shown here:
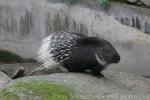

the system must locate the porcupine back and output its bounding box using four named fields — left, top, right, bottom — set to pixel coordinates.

left=38, top=31, right=85, bottom=69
